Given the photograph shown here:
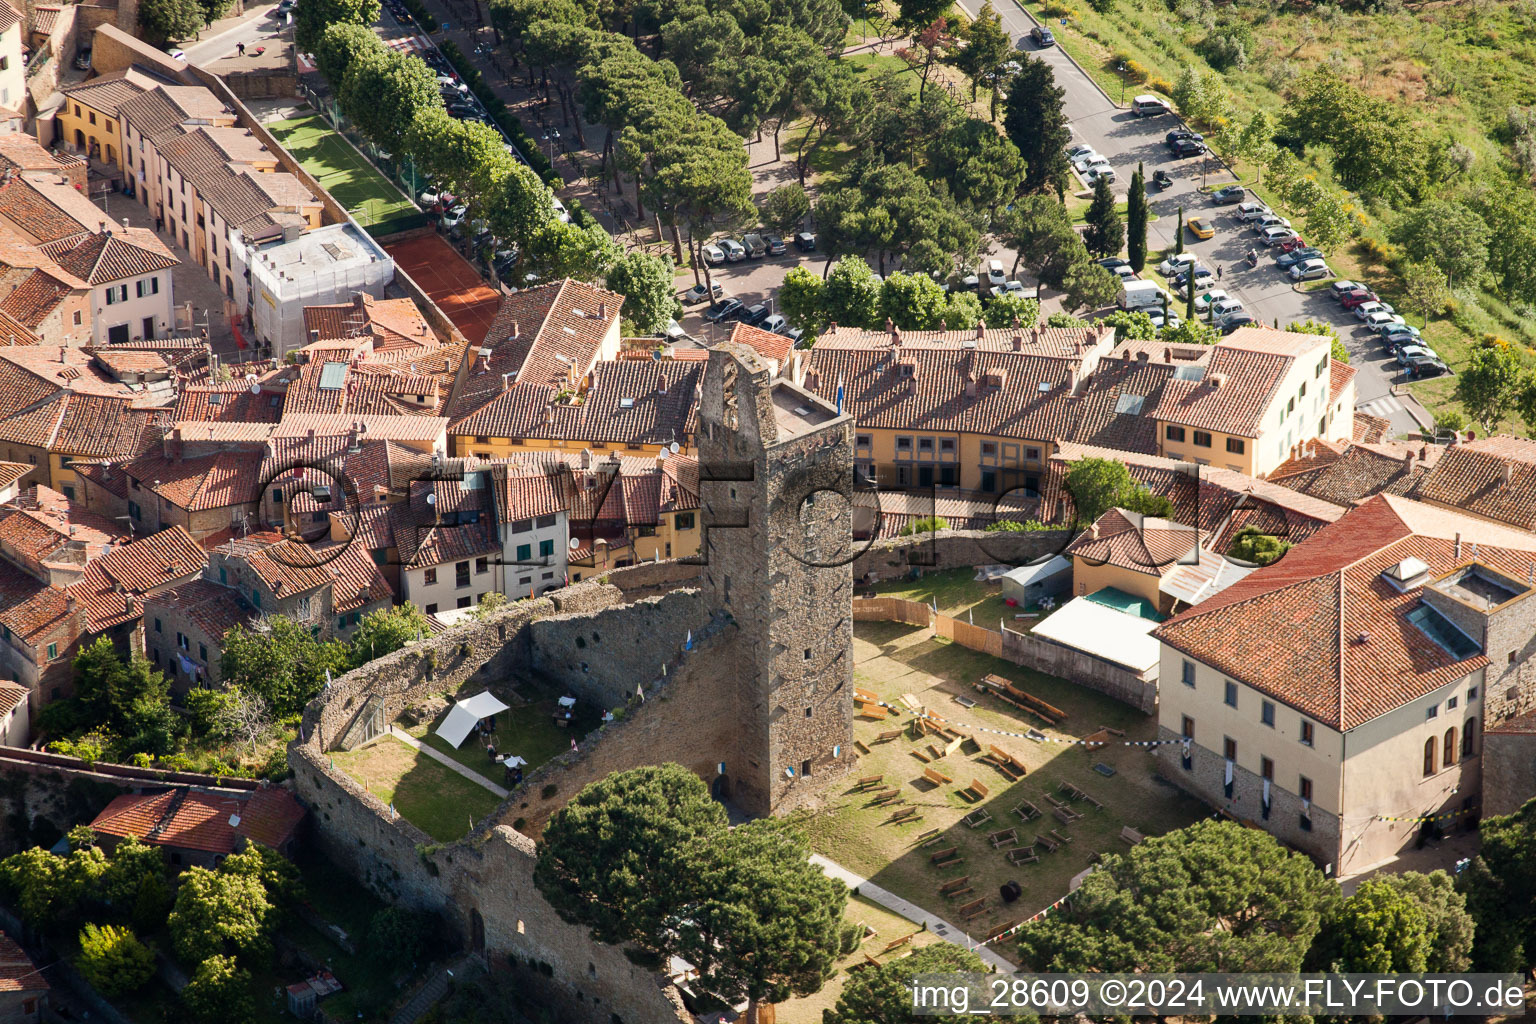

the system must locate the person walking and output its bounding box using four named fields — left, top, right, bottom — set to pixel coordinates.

left=236, top=42, right=245, bottom=56
left=486, top=740, right=497, bottom=762
left=1217, top=265, right=1223, bottom=280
